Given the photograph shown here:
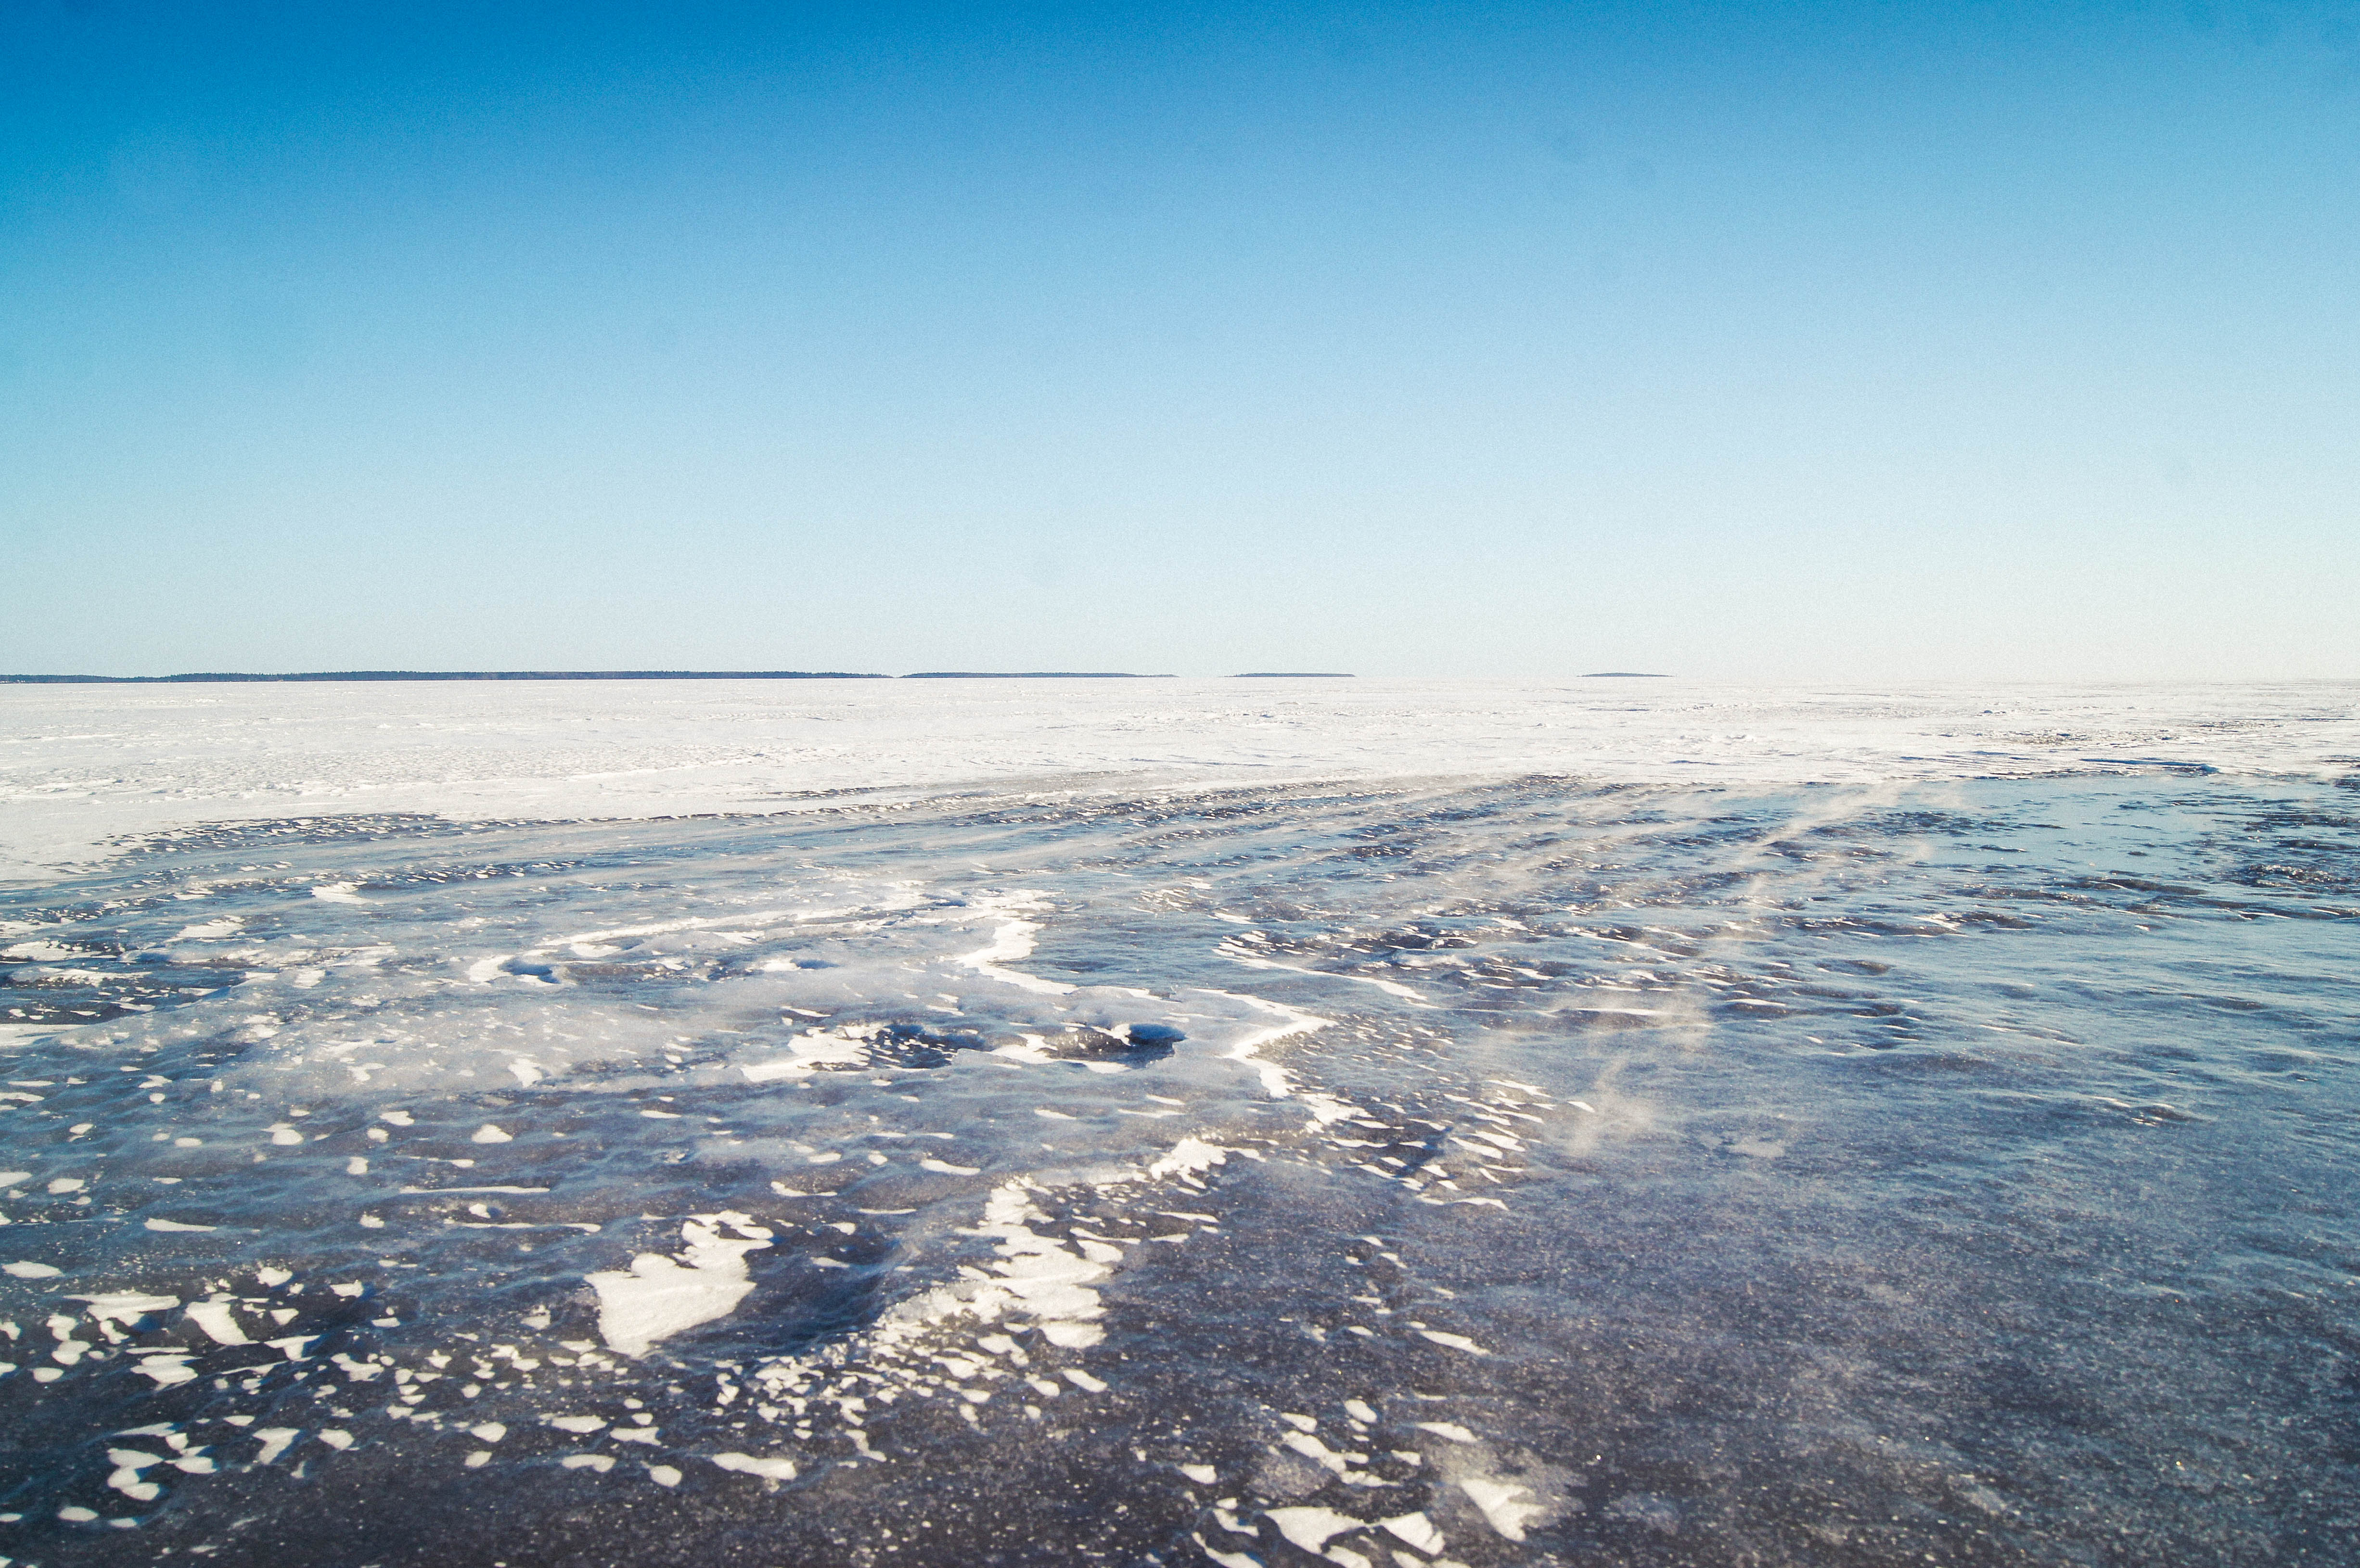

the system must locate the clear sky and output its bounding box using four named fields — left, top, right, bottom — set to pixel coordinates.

left=4, top=2, right=2355, bottom=679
